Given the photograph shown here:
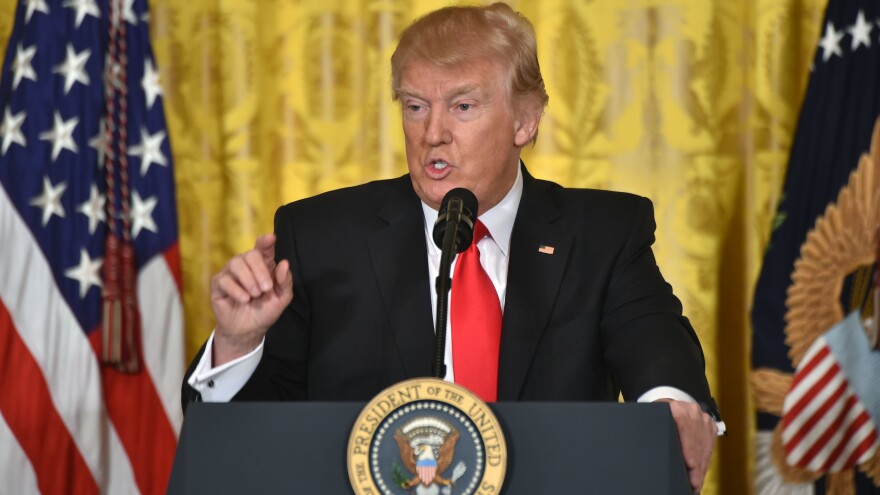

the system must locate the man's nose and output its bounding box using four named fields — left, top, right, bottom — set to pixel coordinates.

left=424, top=110, right=452, bottom=146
